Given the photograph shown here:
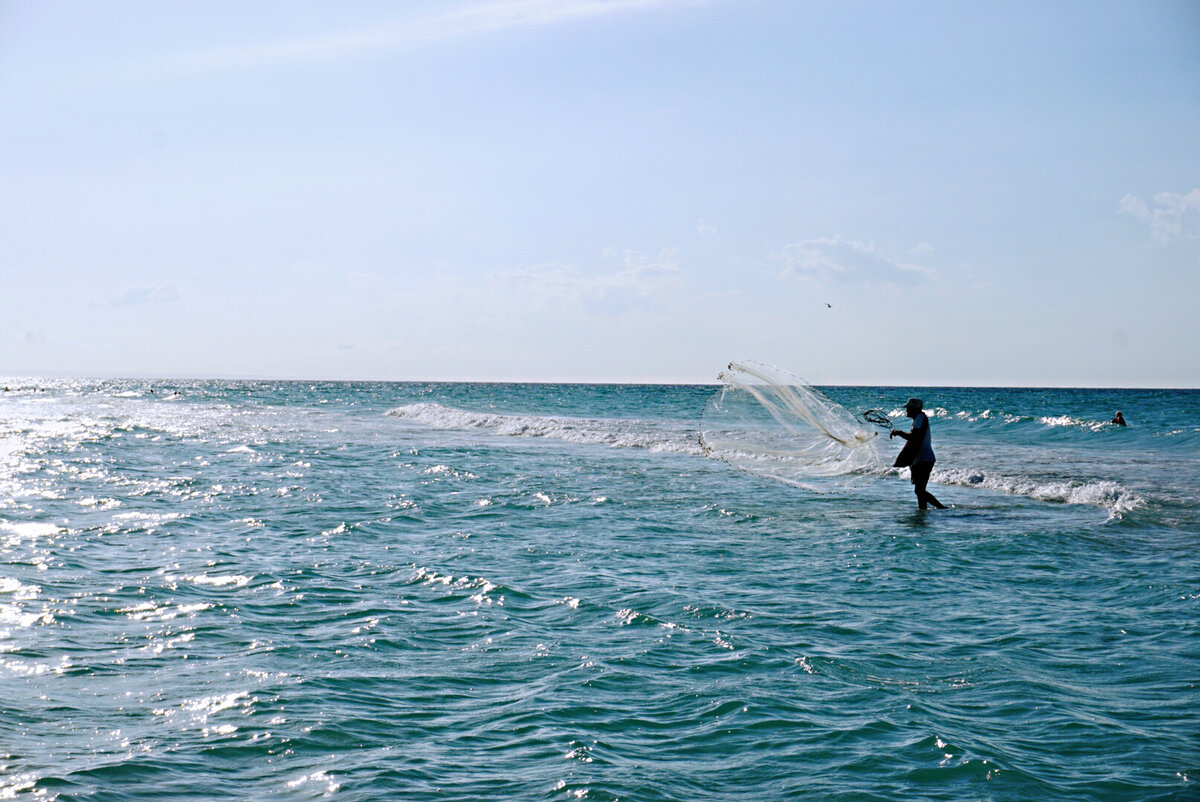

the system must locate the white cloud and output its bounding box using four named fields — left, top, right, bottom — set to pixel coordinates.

left=95, top=285, right=182, bottom=308
left=774, top=236, right=931, bottom=285
left=910, top=241, right=935, bottom=255
left=1120, top=189, right=1200, bottom=241
left=176, top=0, right=710, bottom=73
left=492, top=248, right=682, bottom=312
